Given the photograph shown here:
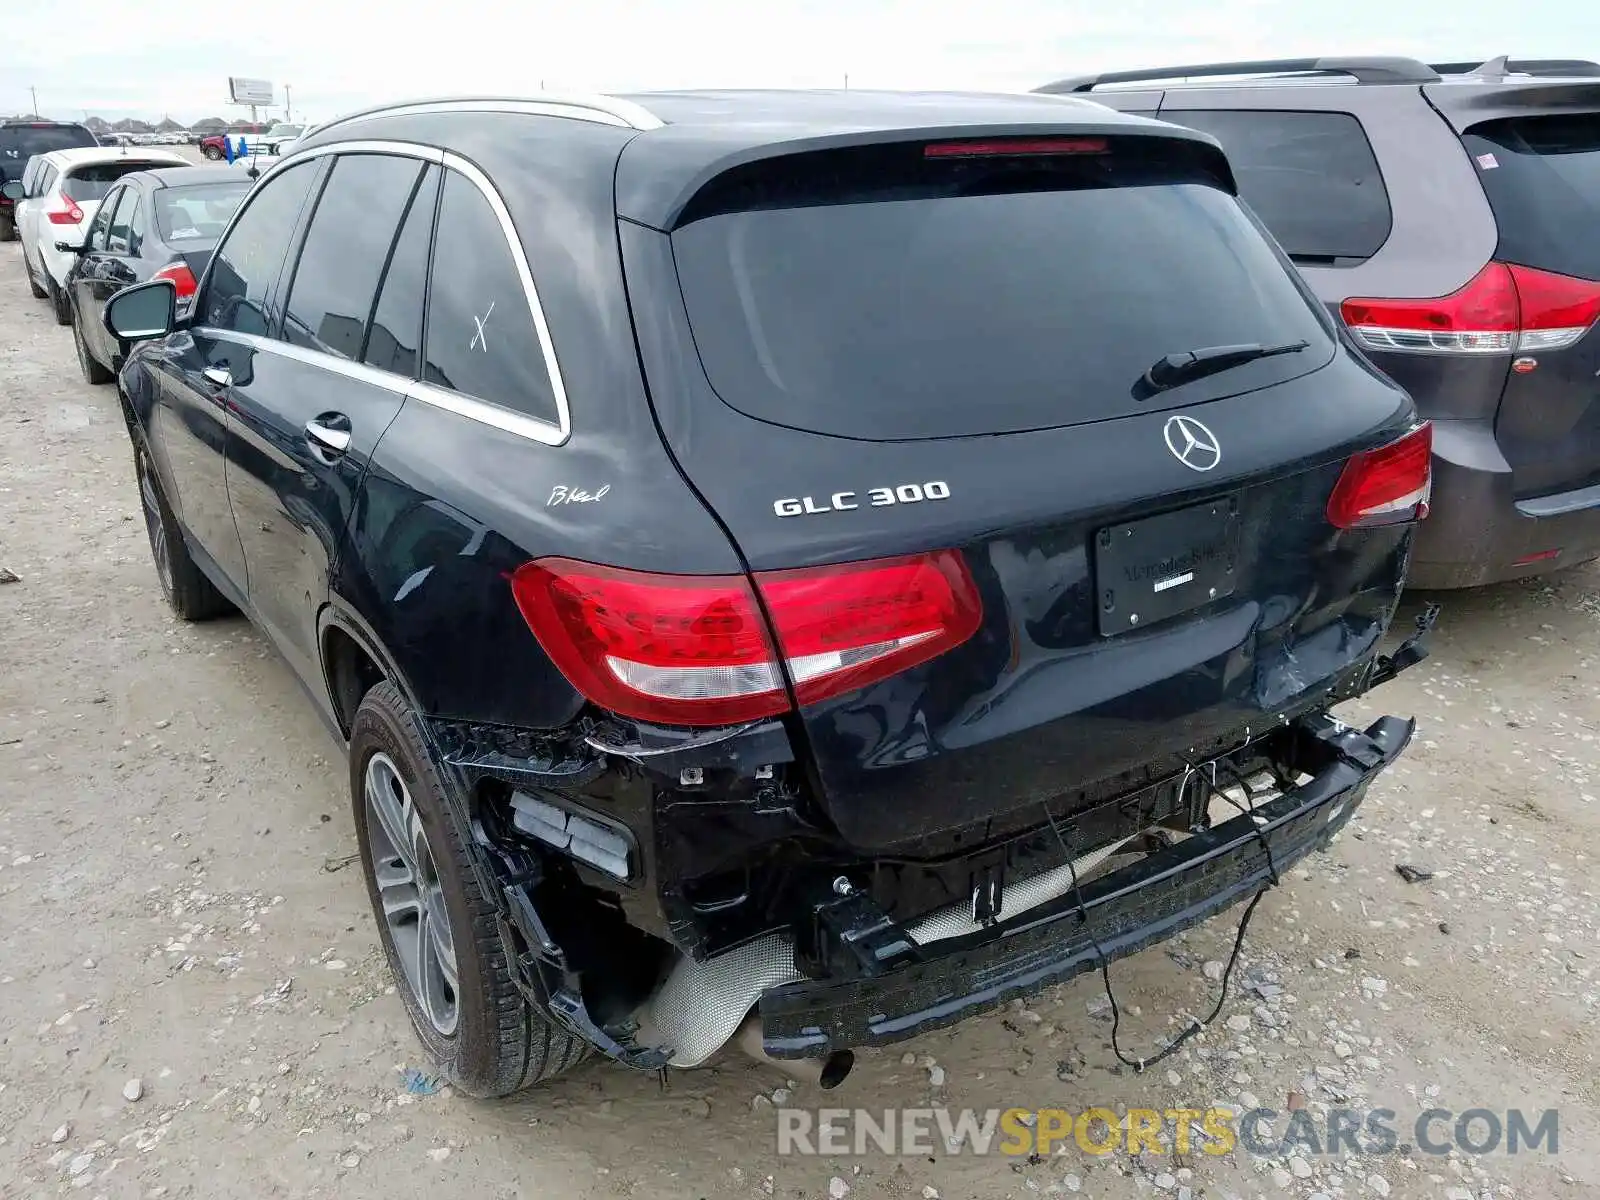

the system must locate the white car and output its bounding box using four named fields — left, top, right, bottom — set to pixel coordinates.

left=10, top=146, right=190, bottom=323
